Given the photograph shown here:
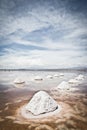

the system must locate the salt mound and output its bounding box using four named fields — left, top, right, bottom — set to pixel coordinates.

left=14, top=78, right=25, bottom=84
left=59, top=73, right=64, bottom=76
left=25, top=91, right=58, bottom=115
left=54, top=74, right=59, bottom=77
left=75, top=74, right=84, bottom=80
left=56, top=81, right=70, bottom=90
left=68, top=79, right=79, bottom=84
left=68, top=75, right=84, bottom=85
left=34, top=76, right=43, bottom=81
left=47, top=75, right=53, bottom=79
